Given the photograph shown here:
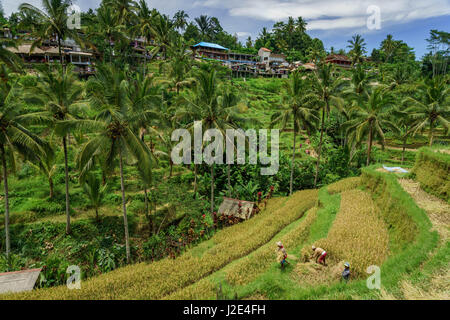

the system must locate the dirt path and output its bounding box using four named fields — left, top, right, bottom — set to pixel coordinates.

left=398, top=179, right=450, bottom=241
left=383, top=179, right=450, bottom=300
left=373, top=144, right=418, bottom=152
